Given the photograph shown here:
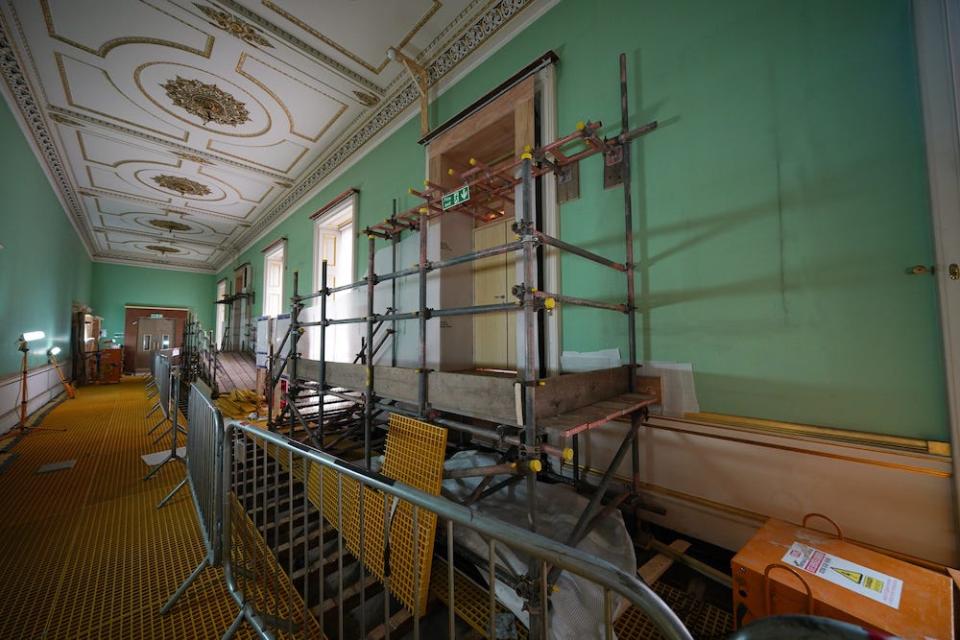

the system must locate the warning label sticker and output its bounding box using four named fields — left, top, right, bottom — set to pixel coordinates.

left=781, top=542, right=903, bottom=609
